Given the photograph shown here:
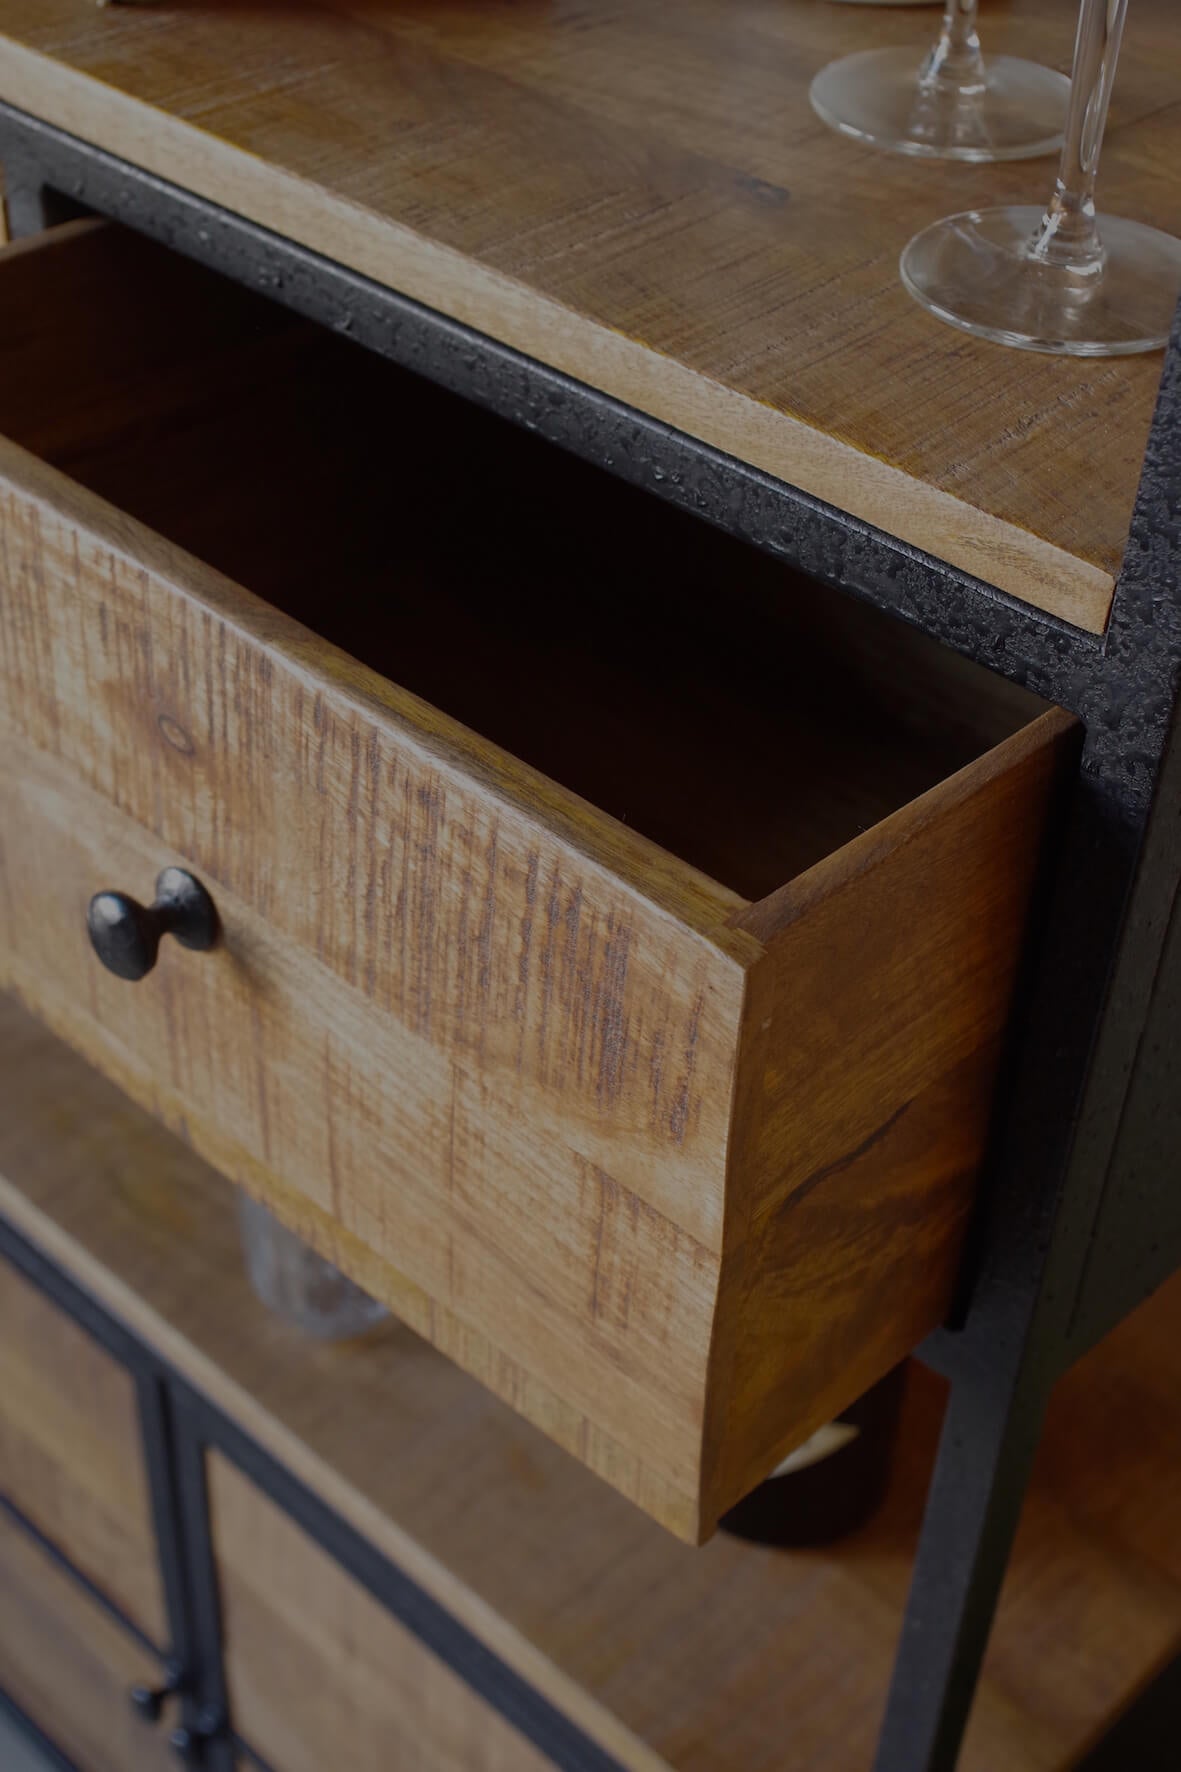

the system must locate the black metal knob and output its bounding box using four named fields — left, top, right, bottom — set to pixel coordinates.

left=169, top=1706, right=226, bottom=1765
left=129, top=1660, right=184, bottom=1723
left=87, top=868, right=218, bottom=981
